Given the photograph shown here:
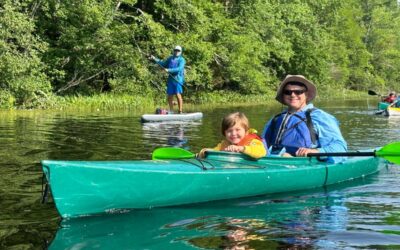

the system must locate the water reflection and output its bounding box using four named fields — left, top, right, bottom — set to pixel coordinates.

left=337, top=106, right=400, bottom=150
left=387, top=116, right=400, bottom=129
left=48, top=173, right=400, bottom=249
left=142, top=121, right=202, bottom=148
